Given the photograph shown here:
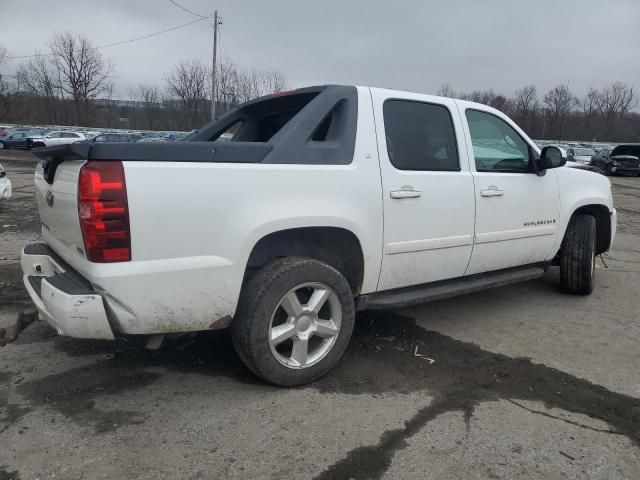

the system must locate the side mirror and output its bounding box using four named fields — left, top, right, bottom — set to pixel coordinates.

left=539, top=146, right=566, bottom=170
